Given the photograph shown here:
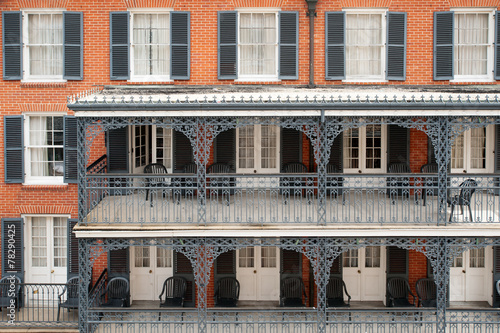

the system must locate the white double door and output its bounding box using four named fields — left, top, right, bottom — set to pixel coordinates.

left=450, top=248, right=492, bottom=303
left=236, top=246, right=280, bottom=301
left=343, top=246, right=386, bottom=302
left=130, top=246, right=173, bottom=302
left=26, top=216, right=68, bottom=284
